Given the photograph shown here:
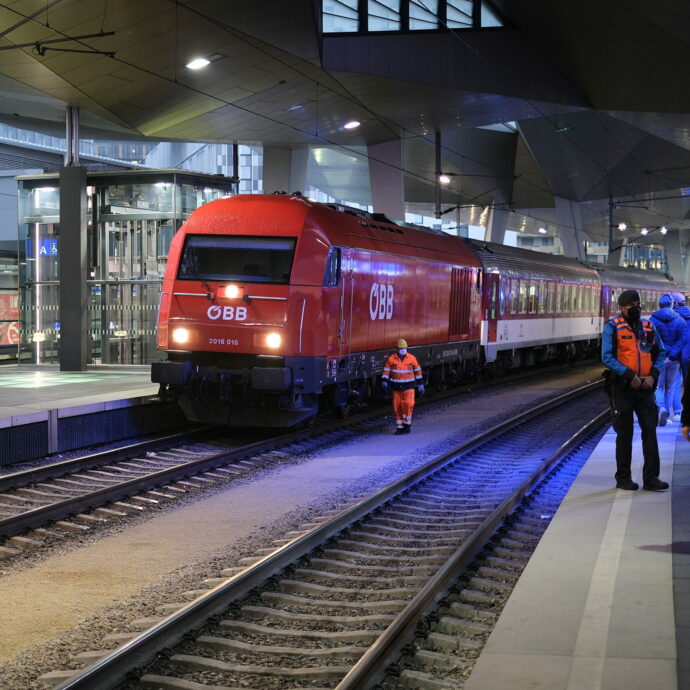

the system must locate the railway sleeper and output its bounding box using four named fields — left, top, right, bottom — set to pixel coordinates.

left=445, top=601, right=498, bottom=622
left=457, top=587, right=499, bottom=606
left=308, top=557, right=440, bottom=576
left=168, top=653, right=351, bottom=680
left=260, top=591, right=408, bottom=613
left=423, top=630, right=483, bottom=653
left=278, top=579, right=416, bottom=600
left=333, top=539, right=456, bottom=556
left=414, top=647, right=475, bottom=671
left=139, top=673, right=249, bottom=689
left=436, top=615, right=493, bottom=636
left=197, top=634, right=367, bottom=659
left=483, top=554, right=528, bottom=571
left=464, top=576, right=513, bottom=595
left=346, top=528, right=473, bottom=545
left=476, top=565, right=520, bottom=584
left=398, top=668, right=459, bottom=689
left=320, top=548, right=449, bottom=566
left=293, top=567, right=430, bottom=586
left=239, top=604, right=396, bottom=627
left=219, top=619, right=380, bottom=643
